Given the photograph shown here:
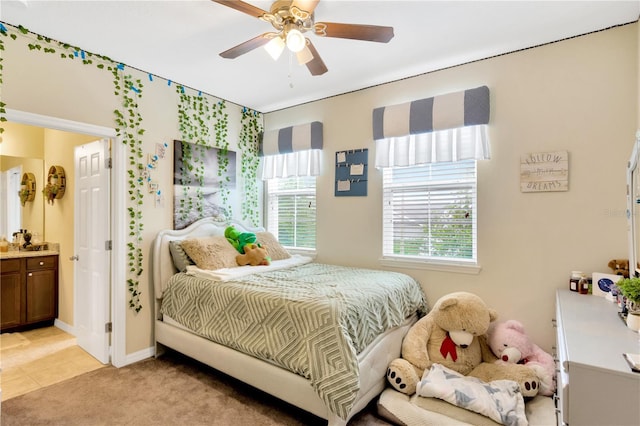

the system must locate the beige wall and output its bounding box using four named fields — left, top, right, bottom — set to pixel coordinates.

left=3, top=29, right=250, bottom=355
left=3, top=21, right=638, bottom=356
left=1, top=121, right=45, bottom=157
left=265, top=24, right=639, bottom=350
